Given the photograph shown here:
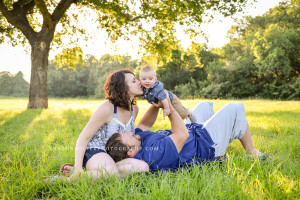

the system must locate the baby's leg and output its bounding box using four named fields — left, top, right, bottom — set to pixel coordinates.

left=171, top=94, right=190, bottom=119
